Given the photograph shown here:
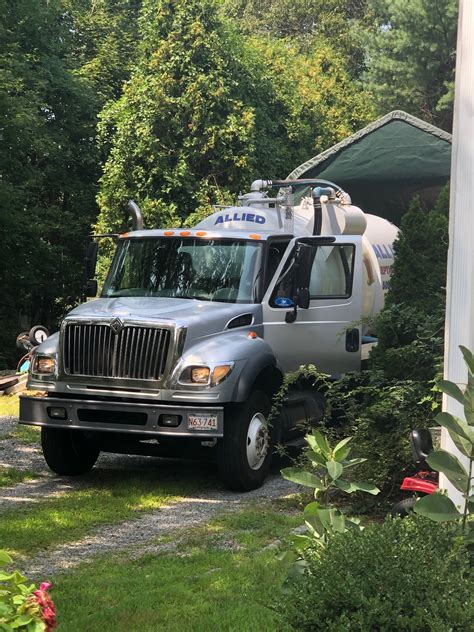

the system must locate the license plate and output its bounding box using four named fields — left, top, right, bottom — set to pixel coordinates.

left=187, top=413, right=218, bottom=431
